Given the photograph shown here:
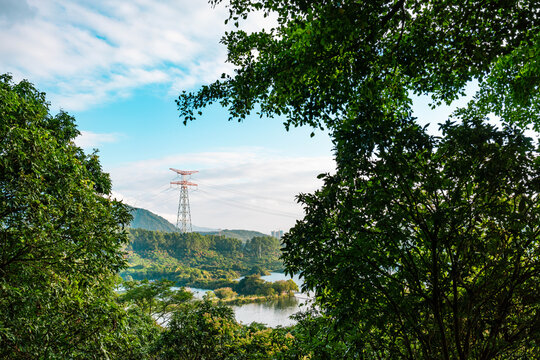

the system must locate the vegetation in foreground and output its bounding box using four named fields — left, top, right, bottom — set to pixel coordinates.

left=0, top=74, right=146, bottom=358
